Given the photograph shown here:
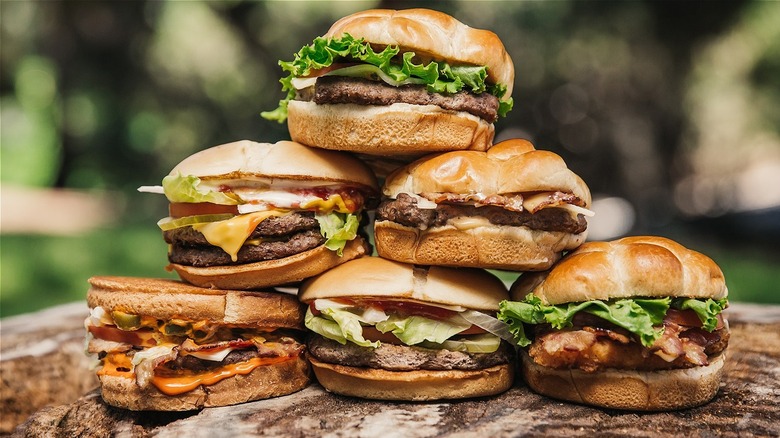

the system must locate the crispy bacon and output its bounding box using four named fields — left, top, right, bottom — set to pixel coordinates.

left=179, top=338, right=254, bottom=354
left=420, top=192, right=525, bottom=212
left=523, top=192, right=587, bottom=214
